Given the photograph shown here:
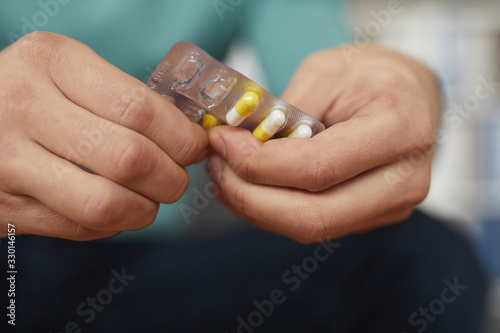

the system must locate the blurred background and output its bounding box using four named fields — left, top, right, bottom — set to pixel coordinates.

left=227, top=0, right=500, bottom=331
left=345, top=0, right=500, bottom=331
left=119, top=5, right=500, bottom=322
left=0, top=0, right=497, bottom=331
